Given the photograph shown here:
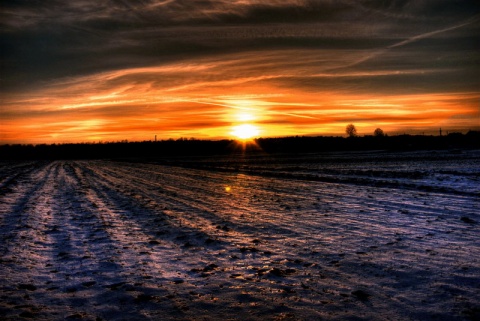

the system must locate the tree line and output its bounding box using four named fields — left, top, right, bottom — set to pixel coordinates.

left=1, top=131, right=479, bottom=160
